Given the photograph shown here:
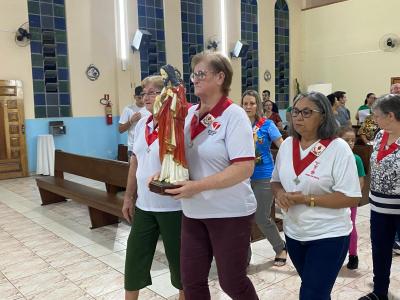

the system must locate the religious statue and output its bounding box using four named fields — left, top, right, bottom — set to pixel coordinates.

left=149, top=64, right=189, bottom=194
